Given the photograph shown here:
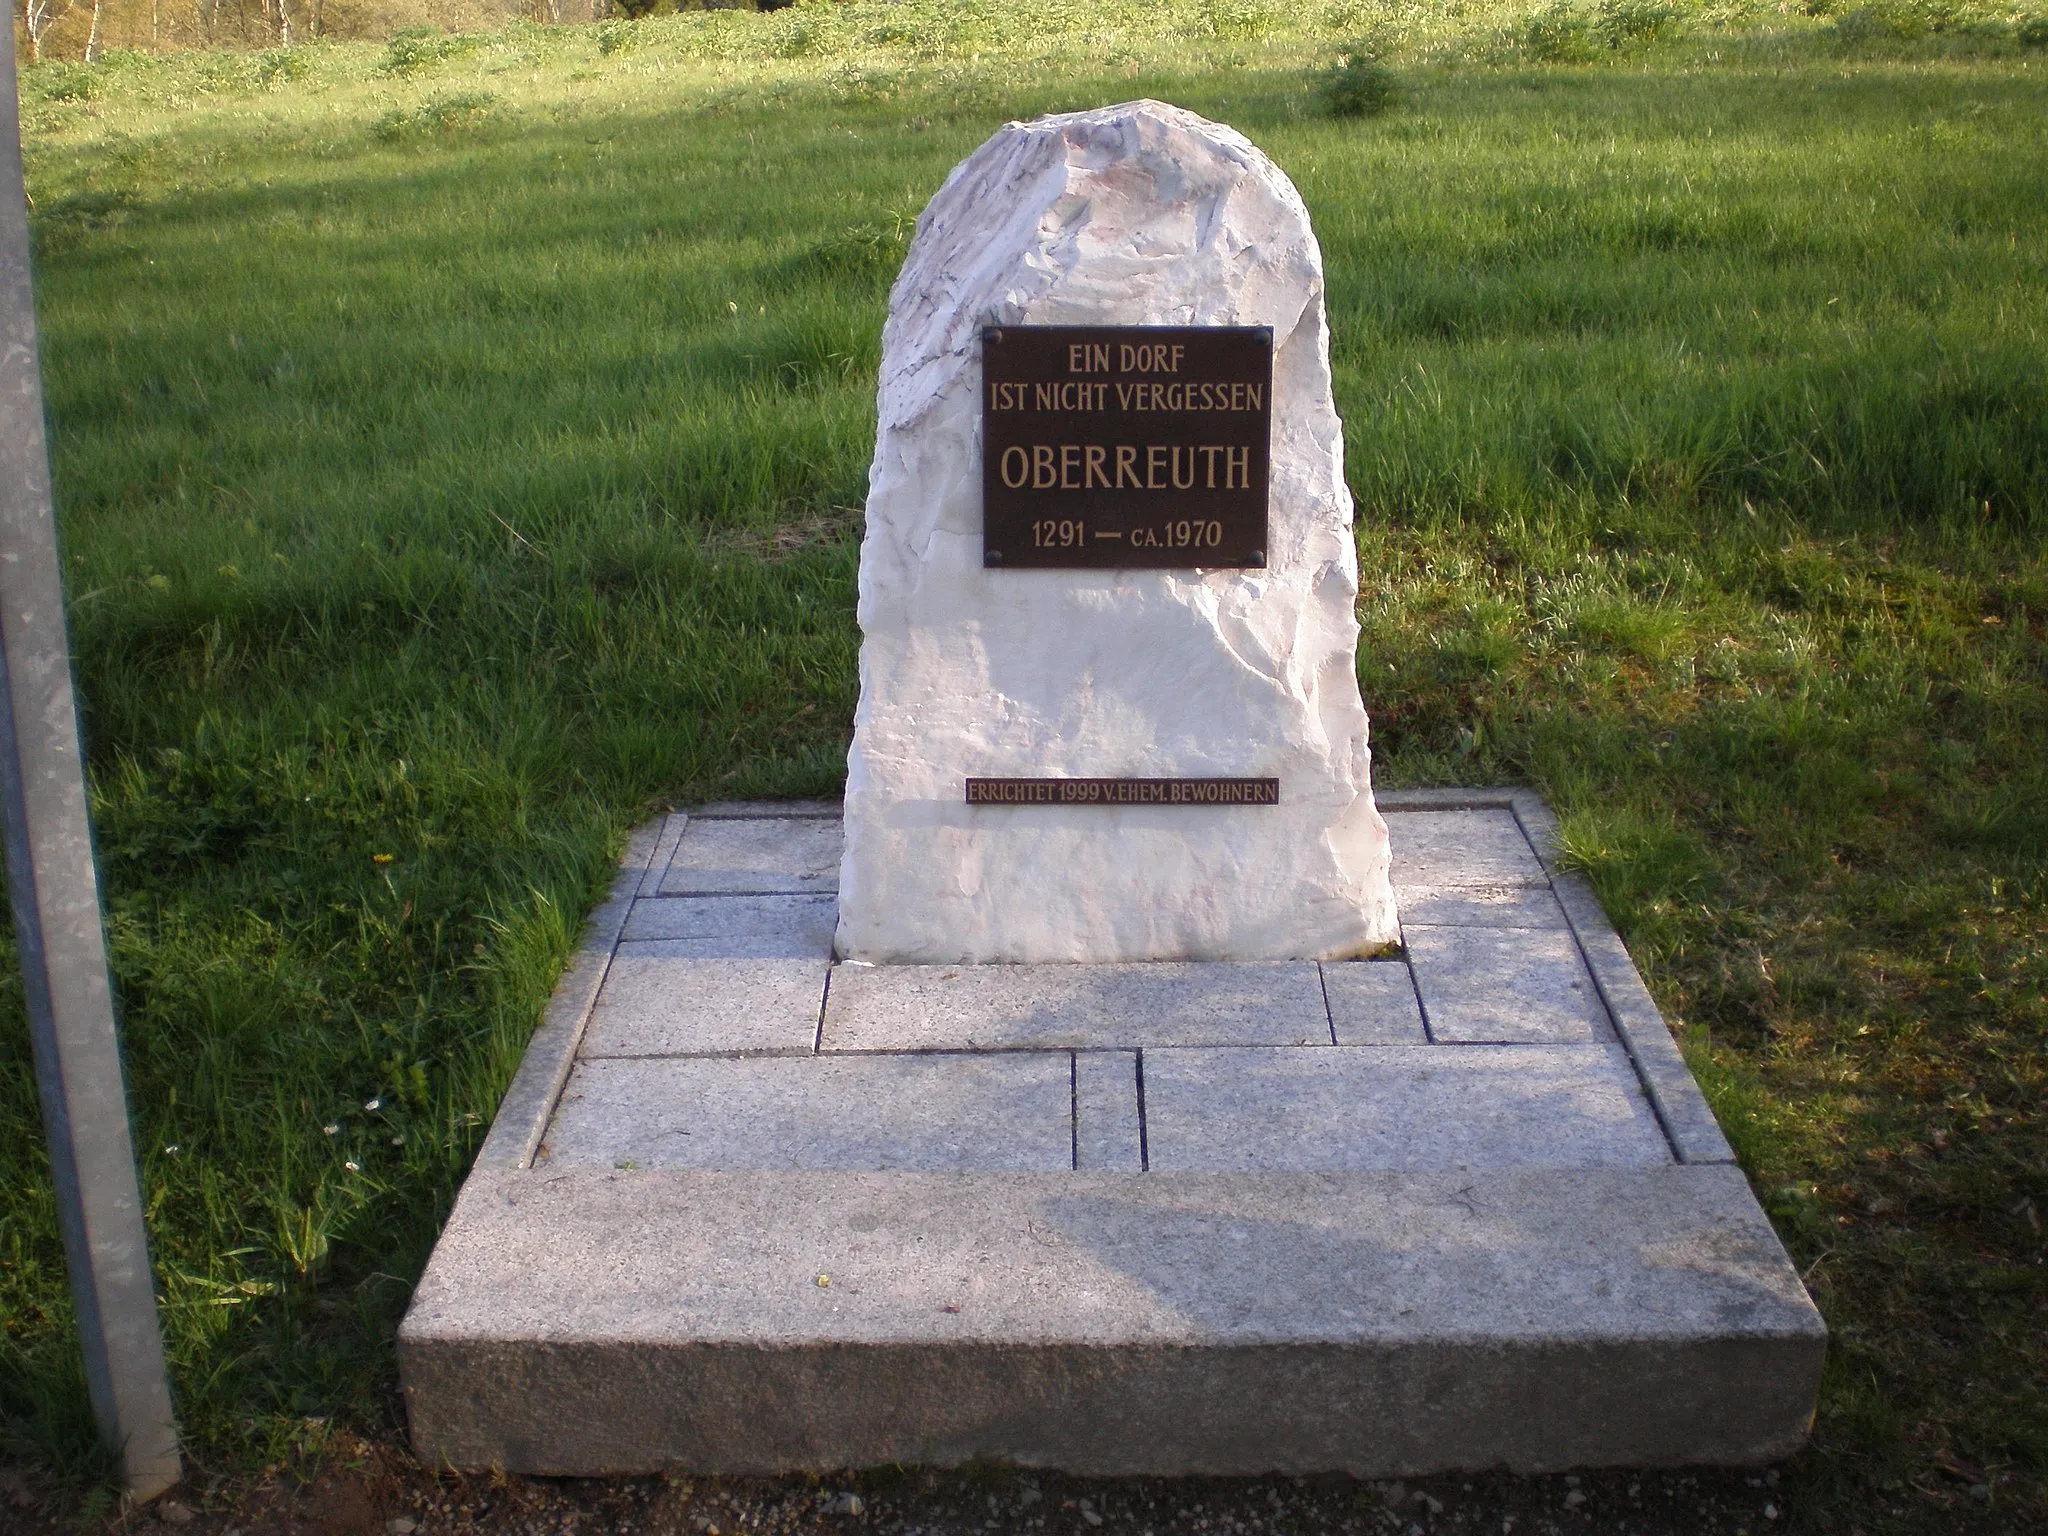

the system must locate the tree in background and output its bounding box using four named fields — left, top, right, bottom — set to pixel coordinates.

left=15, top=0, right=637, bottom=59
left=21, top=0, right=76, bottom=59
